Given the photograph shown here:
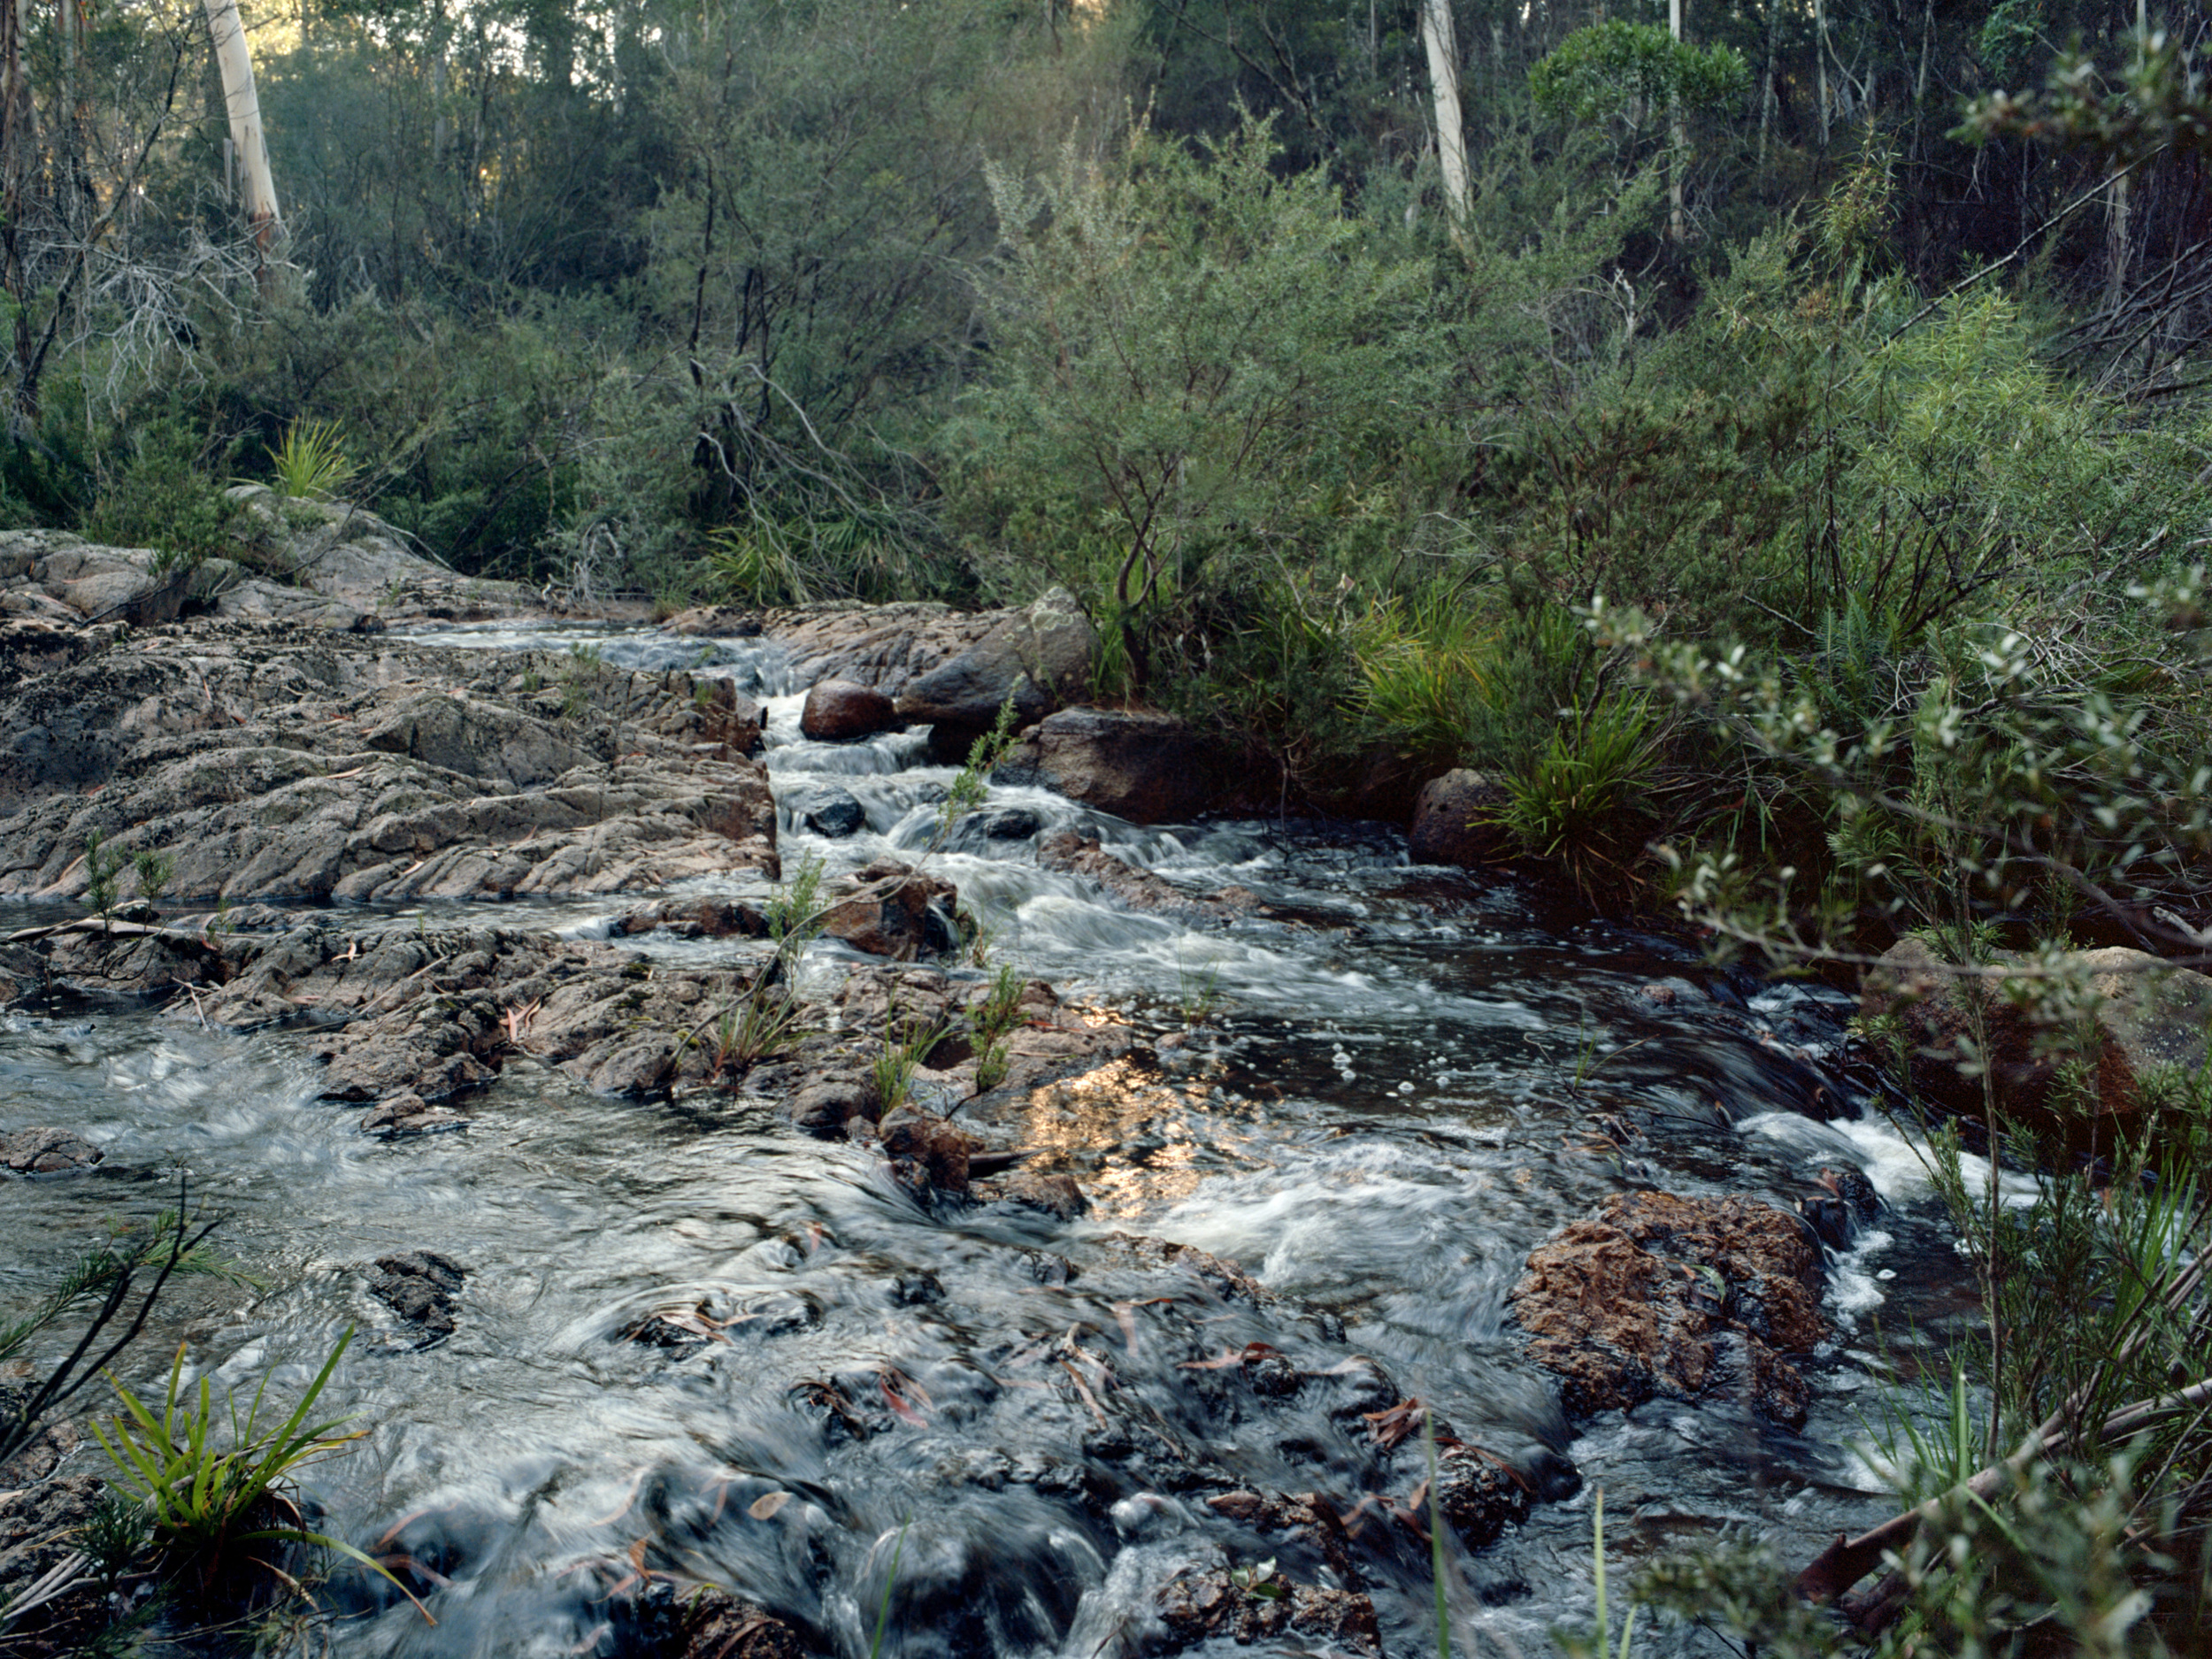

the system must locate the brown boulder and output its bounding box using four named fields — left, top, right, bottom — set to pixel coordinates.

left=819, top=857, right=956, bottom=959
left=1, top=1127, right=102, bottom=1173
left=881, top=1113, right=975, bottom=1194
left=1508, top=1191, right=1824, bottom=1428
left=1863, top=937, right=2212, bottom=1152
left=1026, top=707, right=1232, bottom=823
left=1407, top=770, right=1511, bottom=867
left=800, top=679, right=898, bottom=741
